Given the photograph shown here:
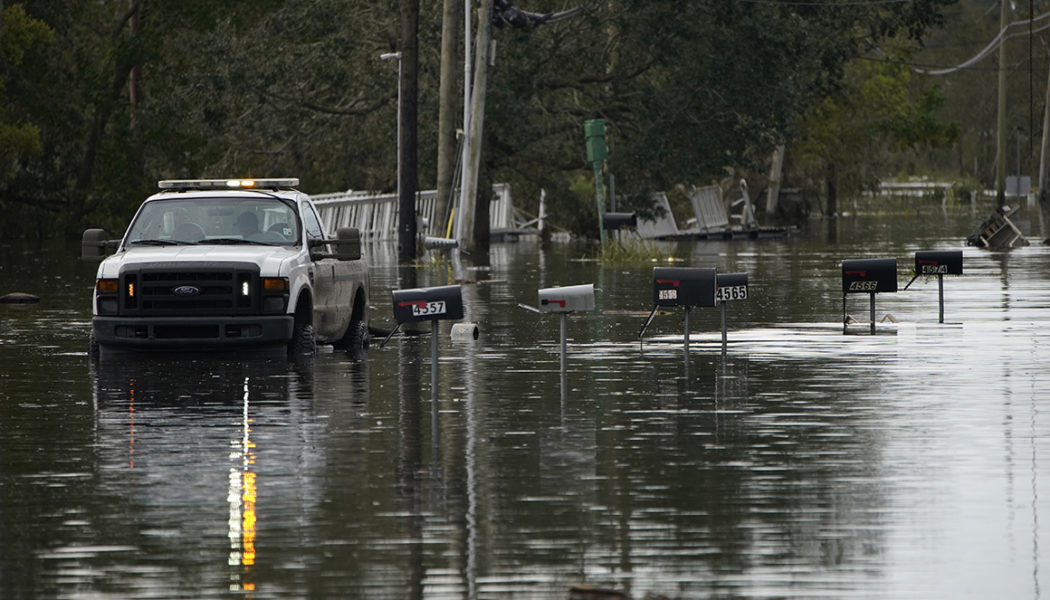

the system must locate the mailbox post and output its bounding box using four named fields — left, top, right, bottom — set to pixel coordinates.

left=841, top=258, right=897, bottom=334
left=715, top=272, right=749, bottom=352
left=519, top=283, right=596, bottom=389
left=539, top=284, right=595, bottom=375
left=640, top=267, right=717, bottom=359
left=904, top=250, right=963, bottom=323
left=389, top=284, right=465, bottom=395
